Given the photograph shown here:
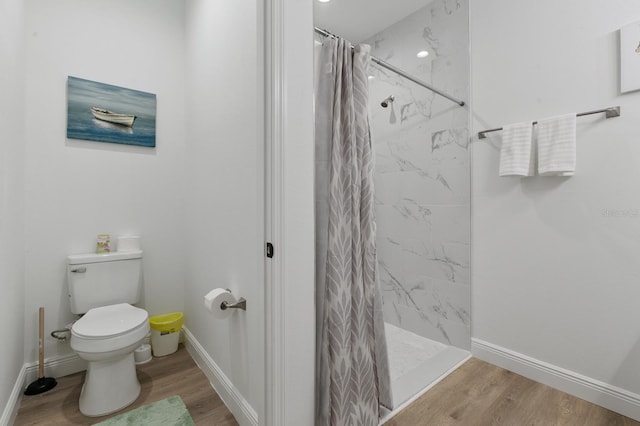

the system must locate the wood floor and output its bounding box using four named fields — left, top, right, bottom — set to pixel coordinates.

left=14, top=345, right=237, bottom=426
left=386, top=358, right=640, bottom=426
left=14, top=350, right=640, bottom=425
